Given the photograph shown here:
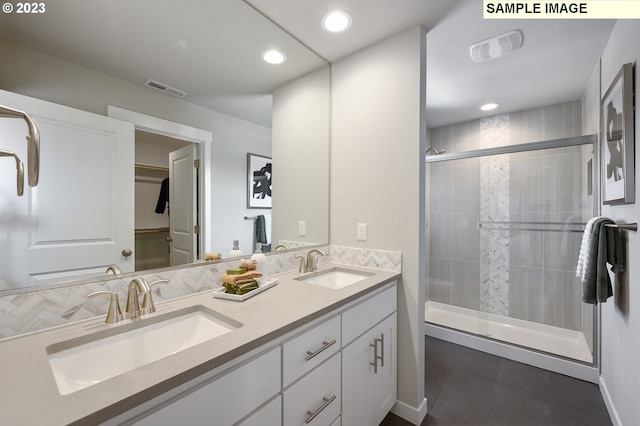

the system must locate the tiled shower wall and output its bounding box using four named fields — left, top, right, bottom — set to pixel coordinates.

left=427, top=100, right=592, bottom=331
left=0, top=245, right=401, bottom=339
